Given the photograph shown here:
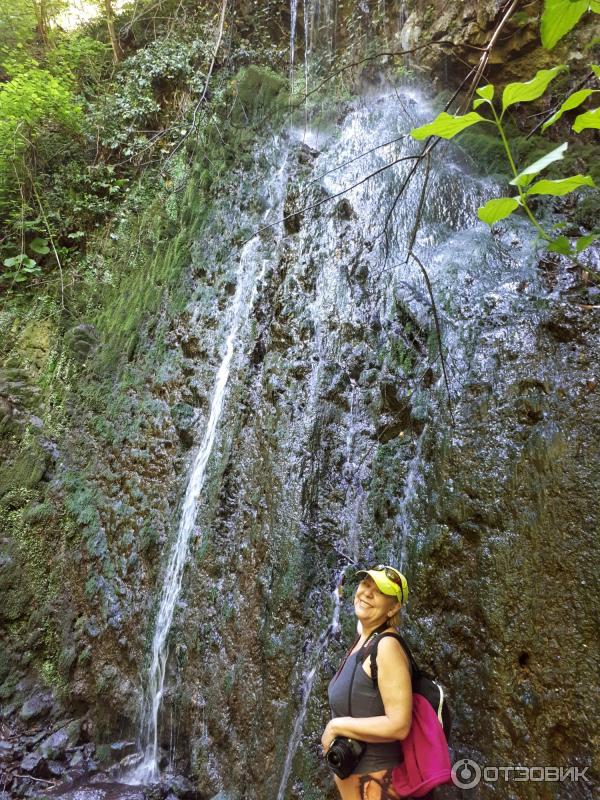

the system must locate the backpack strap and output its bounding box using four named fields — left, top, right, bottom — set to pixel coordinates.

left=363, top=632, right=418, bottom=688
